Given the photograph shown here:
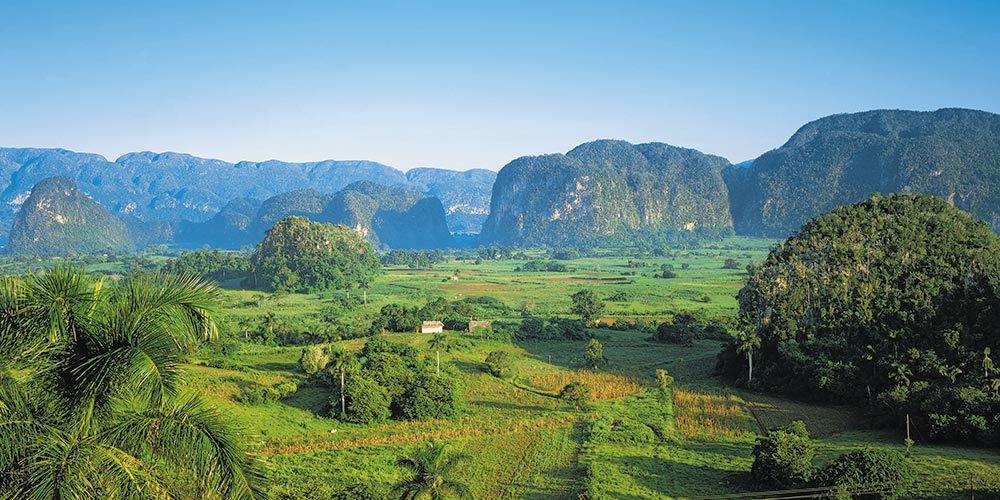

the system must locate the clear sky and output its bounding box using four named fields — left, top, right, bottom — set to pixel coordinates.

left=1, top=1, right=998, bottom=170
